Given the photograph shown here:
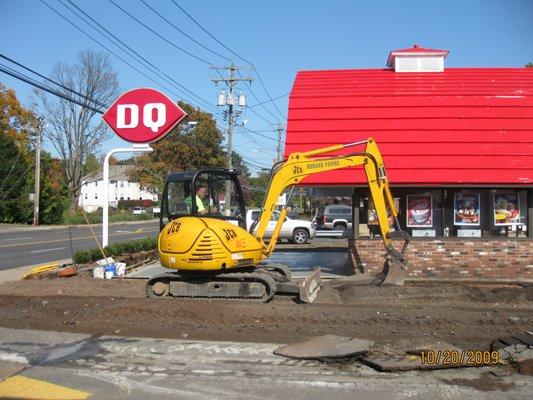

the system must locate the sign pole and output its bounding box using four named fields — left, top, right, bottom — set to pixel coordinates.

left=101, top=87, right=187, bottom=248
left=102, top=144, right=153, bottom=248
